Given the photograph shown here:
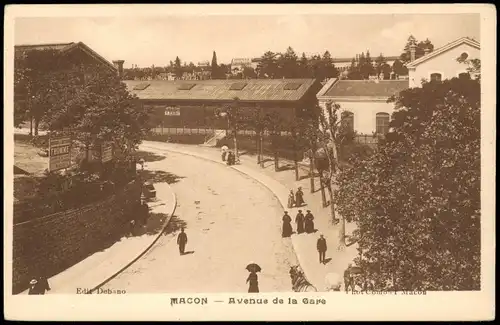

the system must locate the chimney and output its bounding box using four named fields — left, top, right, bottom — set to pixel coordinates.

left=409, top=43, right=417, bottom=62
left=424, top=48, right=431, bottom=56
left=113, top=60, right=125, bottom=79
